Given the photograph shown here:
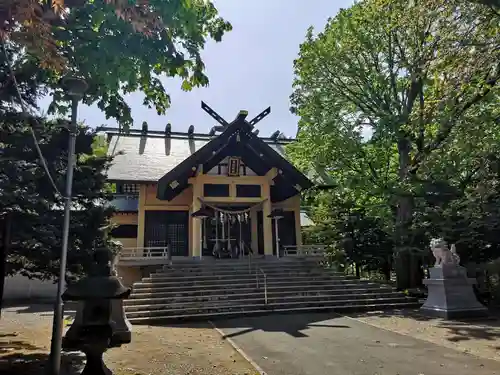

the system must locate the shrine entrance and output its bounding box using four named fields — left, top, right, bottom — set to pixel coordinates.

left=201, top=204, right=256, bottom=259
